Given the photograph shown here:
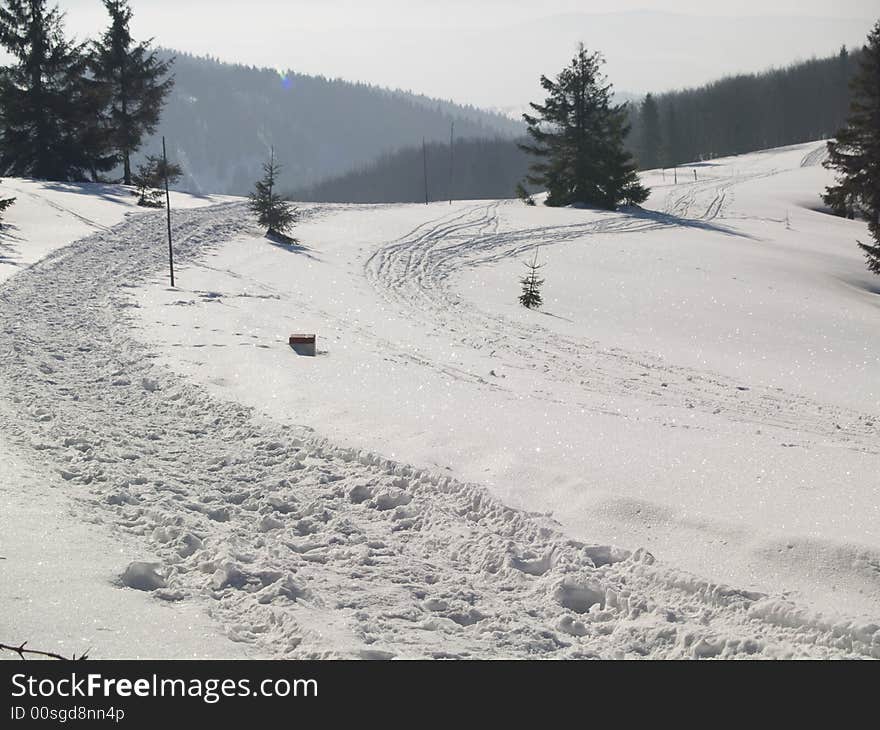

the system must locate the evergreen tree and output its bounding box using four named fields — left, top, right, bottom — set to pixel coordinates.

left=515, top=180, right=535, bottom=206
left=131, top=159, right=161, bottom=207
left=0, top=1, right=92, bottom=180
left=131, top=154, right=181, bottom=208
left=249, top=149, right=297, bottom=240
left=90, top=0, right=174, bottom=185
left=834, top=46, right=852, bottom=123
left=823, top=20, right=880, bottom=274
left=638, top=93, right=662, bottom=170
left=519, top=250, right=545, bottom=309
left=77, top=71, right=116, bottom=181
left=520, top=44, right=648, bottom=209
